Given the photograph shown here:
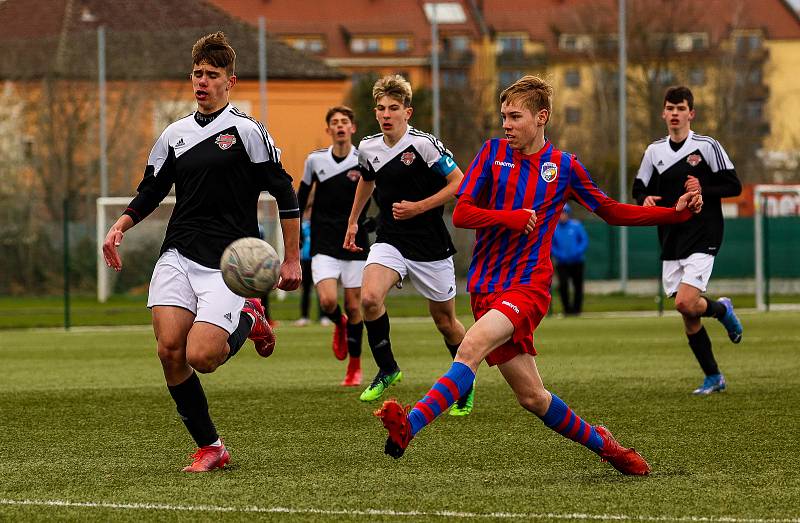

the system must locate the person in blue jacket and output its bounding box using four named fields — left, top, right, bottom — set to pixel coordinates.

left=551, top=203, right=588, bottom=315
